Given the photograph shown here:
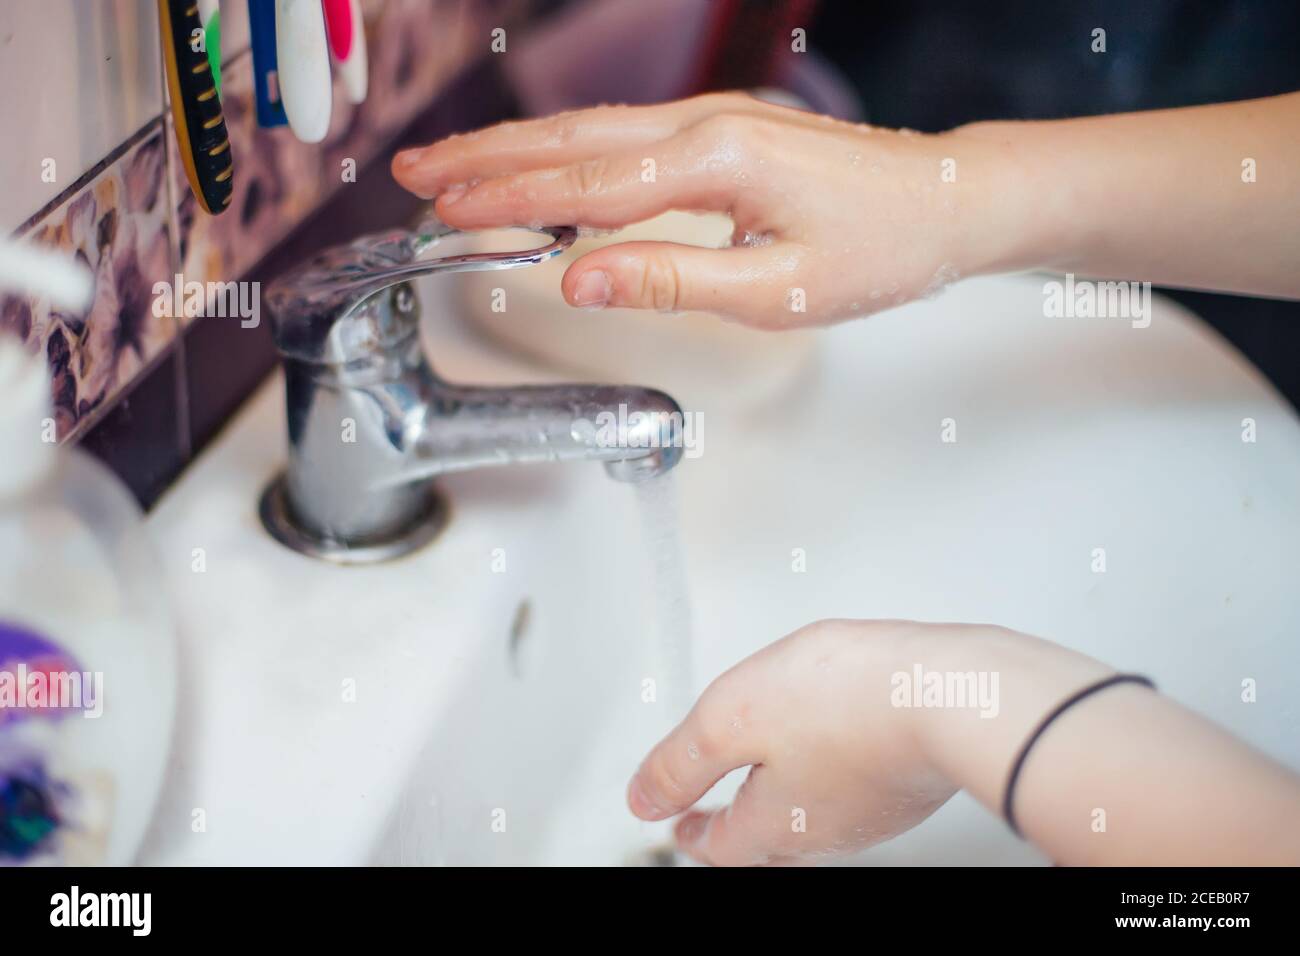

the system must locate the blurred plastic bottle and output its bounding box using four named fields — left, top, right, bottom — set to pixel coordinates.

left=0, top=340, right=176, bottom=865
